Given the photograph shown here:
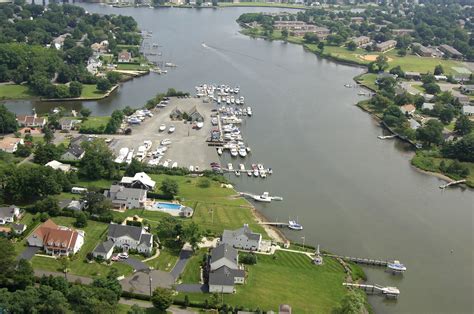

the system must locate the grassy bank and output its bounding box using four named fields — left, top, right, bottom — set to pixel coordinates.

left=177, top=251, right=349, bottom=312
left=80, top=84, right=108, bottom=99
left=80, top=116, right=111, bottom=130
left=0, top=84, right=35, bottom=100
